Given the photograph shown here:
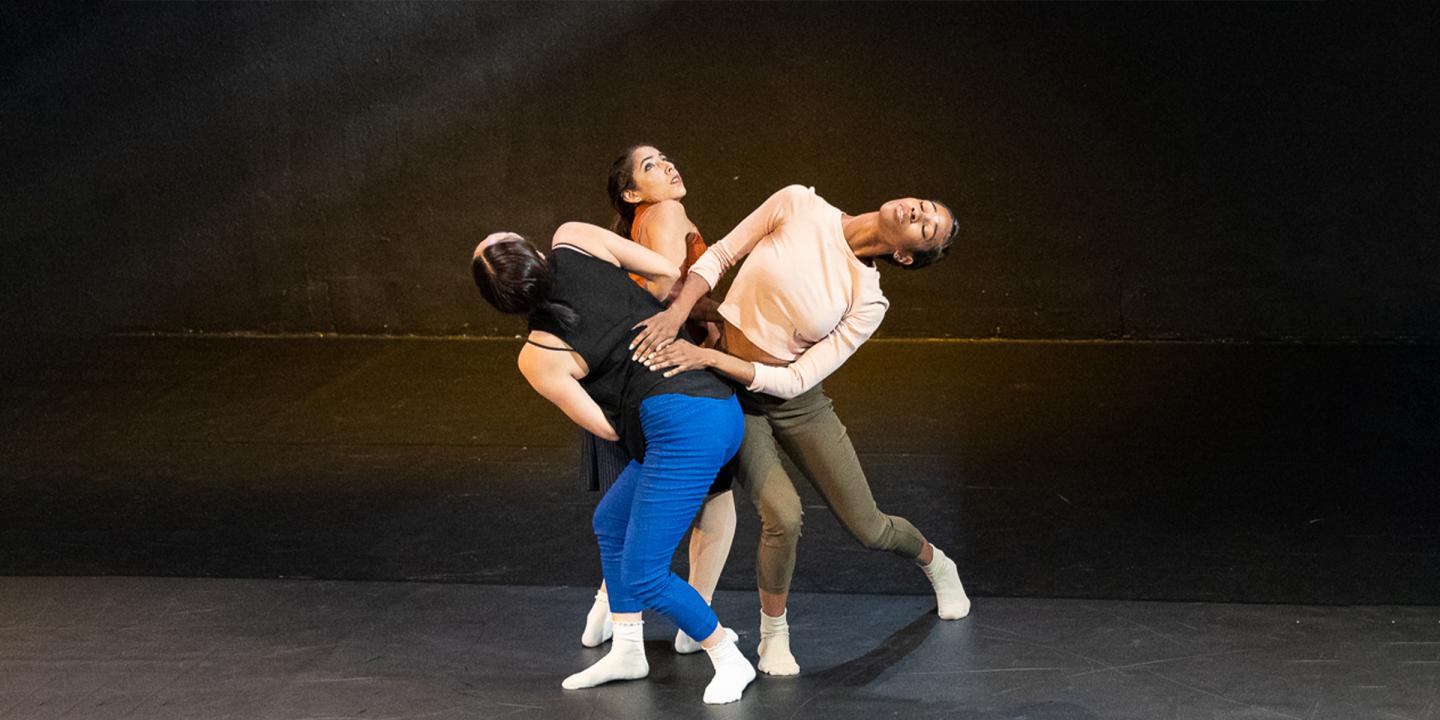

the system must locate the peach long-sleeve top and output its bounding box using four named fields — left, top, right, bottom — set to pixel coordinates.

left=689, top=185, right=889, bottom=399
